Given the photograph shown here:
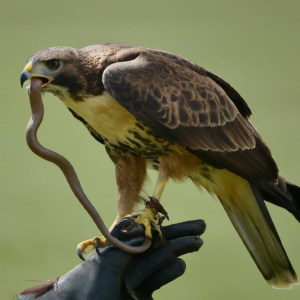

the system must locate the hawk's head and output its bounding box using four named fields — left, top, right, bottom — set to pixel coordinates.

left=20, top=46, right=105, bottom=101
